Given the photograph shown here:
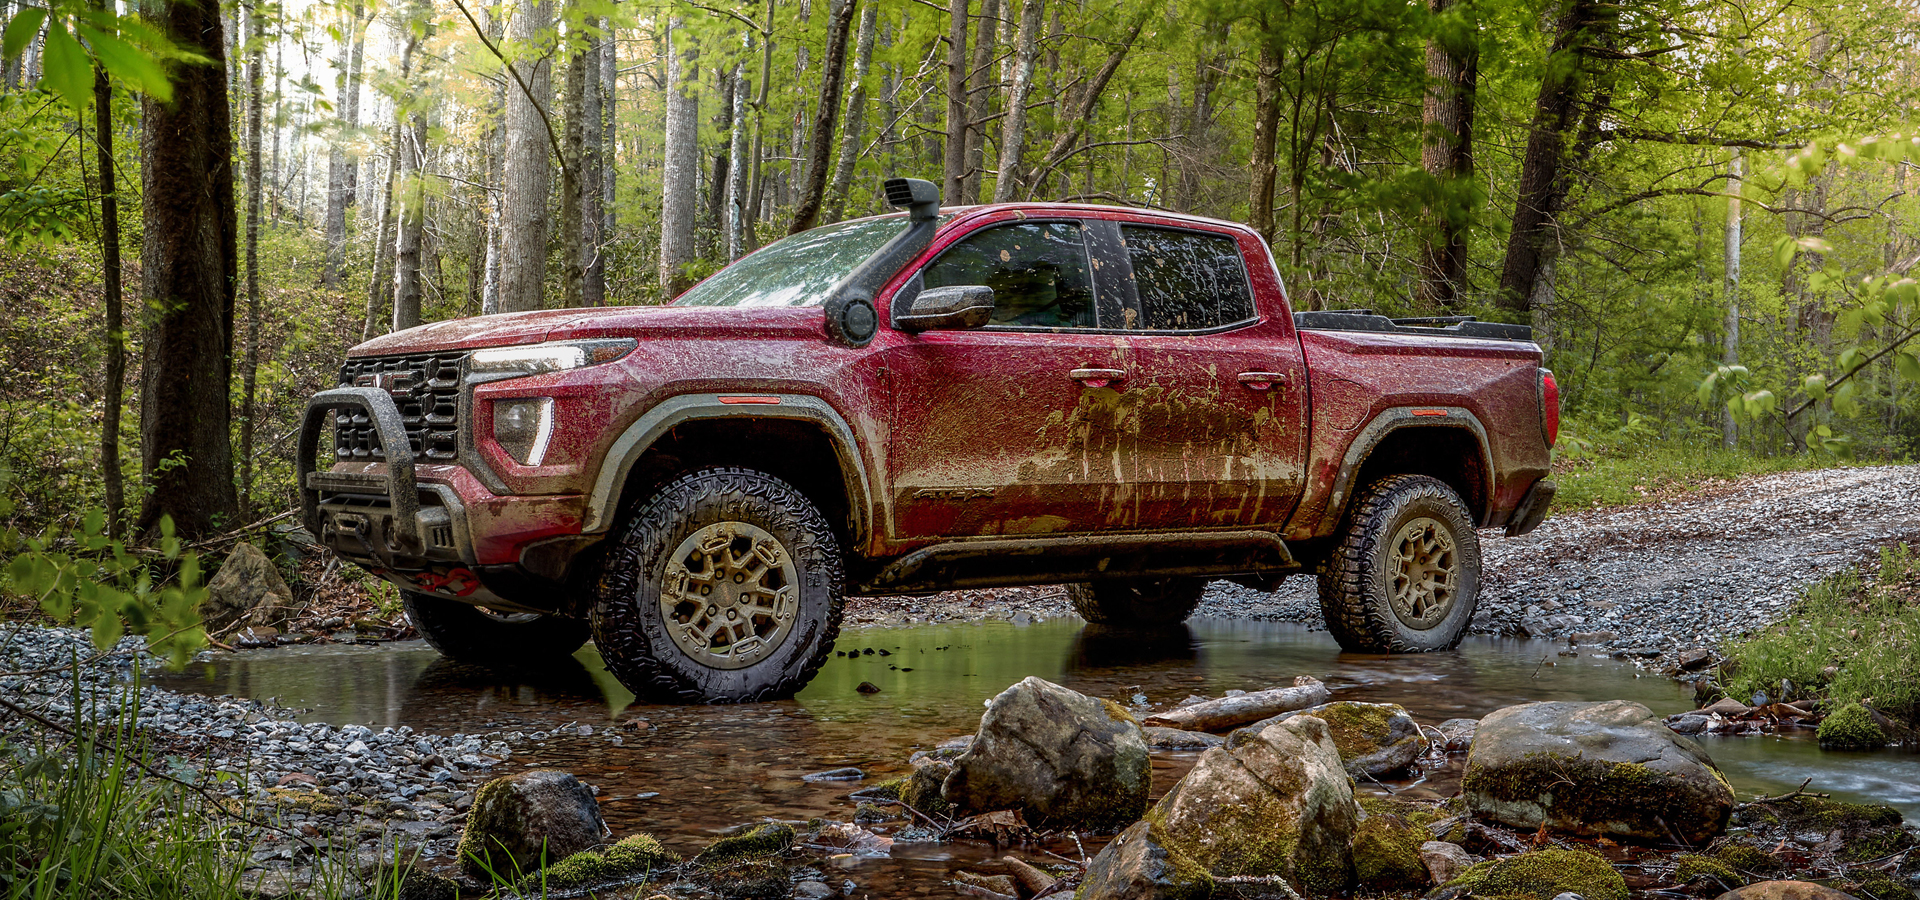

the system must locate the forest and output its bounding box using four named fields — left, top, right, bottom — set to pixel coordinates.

left=0, top=0, right=1915, bottom=544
